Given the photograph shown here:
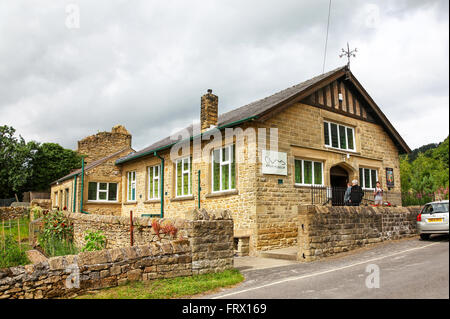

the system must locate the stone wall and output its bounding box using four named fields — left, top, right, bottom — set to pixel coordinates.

left=0, top=207, right=29, bottom=220
left=77, top=124, right=132, bottom=165
left=0, top=240, right=192, bottom=299
left=119, top=122, right=258, bottom=254
left=0, top=209, right=234, bottom=299
left=298, top=205, right=420, bottom=261
left=253, top=102, right=404, bottom=252
left=30, top=199, right=51, bottom=210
